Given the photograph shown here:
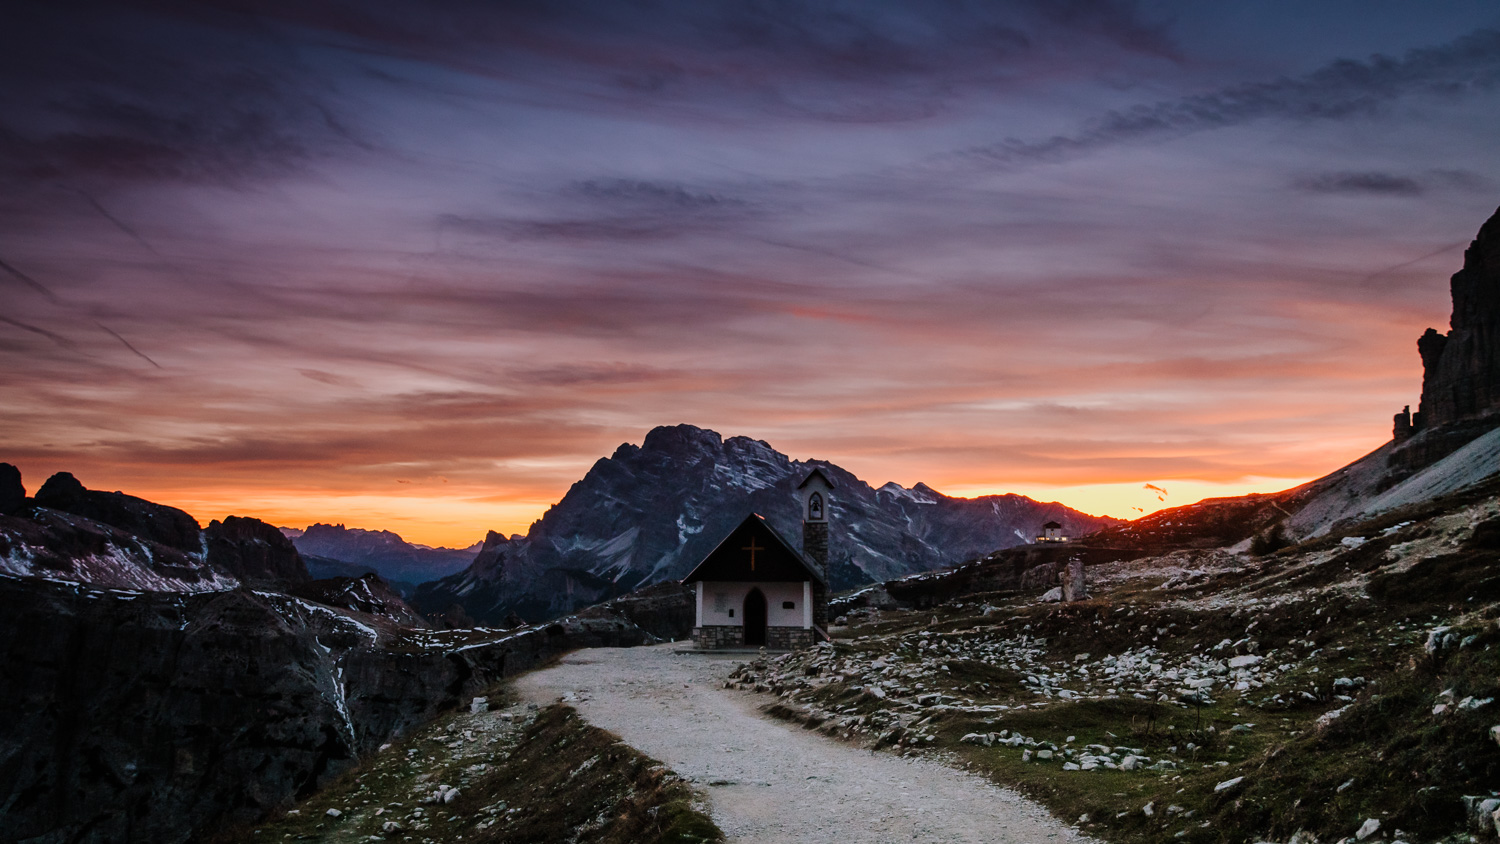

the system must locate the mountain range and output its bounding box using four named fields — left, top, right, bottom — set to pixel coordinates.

left=412, top=424, right=1120, bottom=624
left=283, top=523, right=480, bottom=594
